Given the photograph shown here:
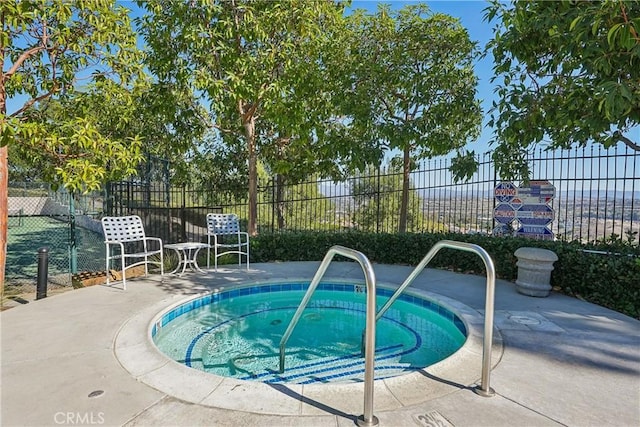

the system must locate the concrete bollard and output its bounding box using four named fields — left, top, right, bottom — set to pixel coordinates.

left=514, top=247, right=558, bottom=297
